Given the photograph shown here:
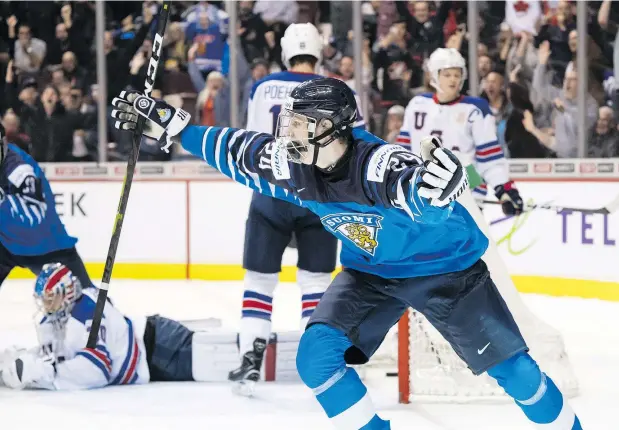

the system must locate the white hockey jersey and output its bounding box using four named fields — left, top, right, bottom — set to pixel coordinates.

left=397, top=93, right=509, bottom=191
left=30, top=288, right=149, bottom=390
left=246, top=71, right=366, bottom=133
